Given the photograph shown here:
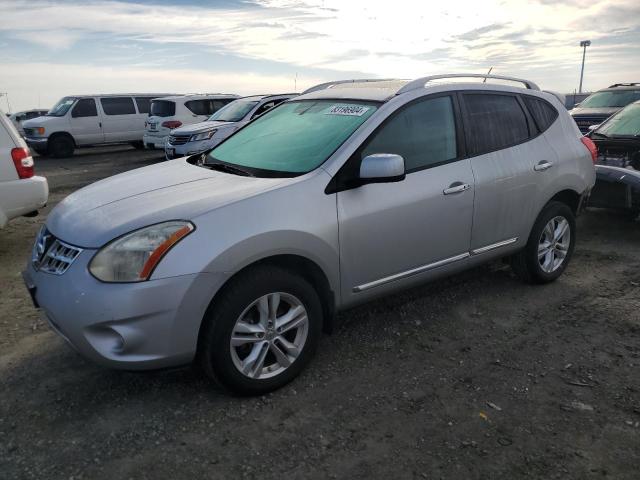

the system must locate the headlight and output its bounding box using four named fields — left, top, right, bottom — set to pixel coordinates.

left=190, top=129, right=217, bottom=142
left=89, top=221, right=194, bottom=282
